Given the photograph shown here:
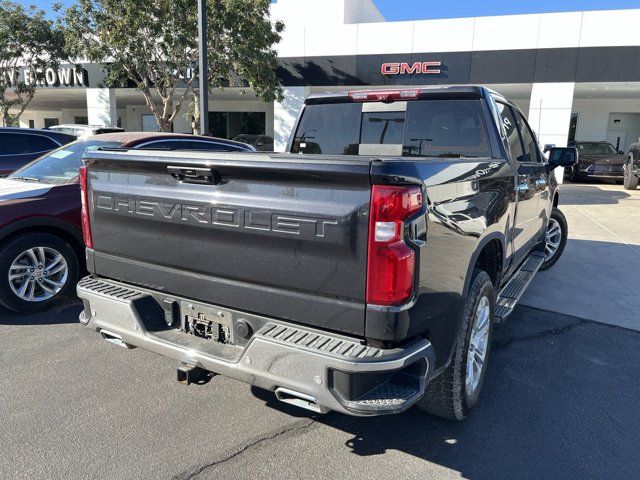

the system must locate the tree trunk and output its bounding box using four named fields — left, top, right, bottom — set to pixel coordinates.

left=157, top=118, right=172, bottom=132
left=191, top=88, right=200, bottom=134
